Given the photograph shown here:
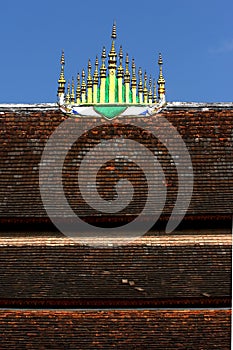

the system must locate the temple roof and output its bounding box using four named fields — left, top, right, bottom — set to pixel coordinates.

left=0, top=103, right=232, bottom=221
